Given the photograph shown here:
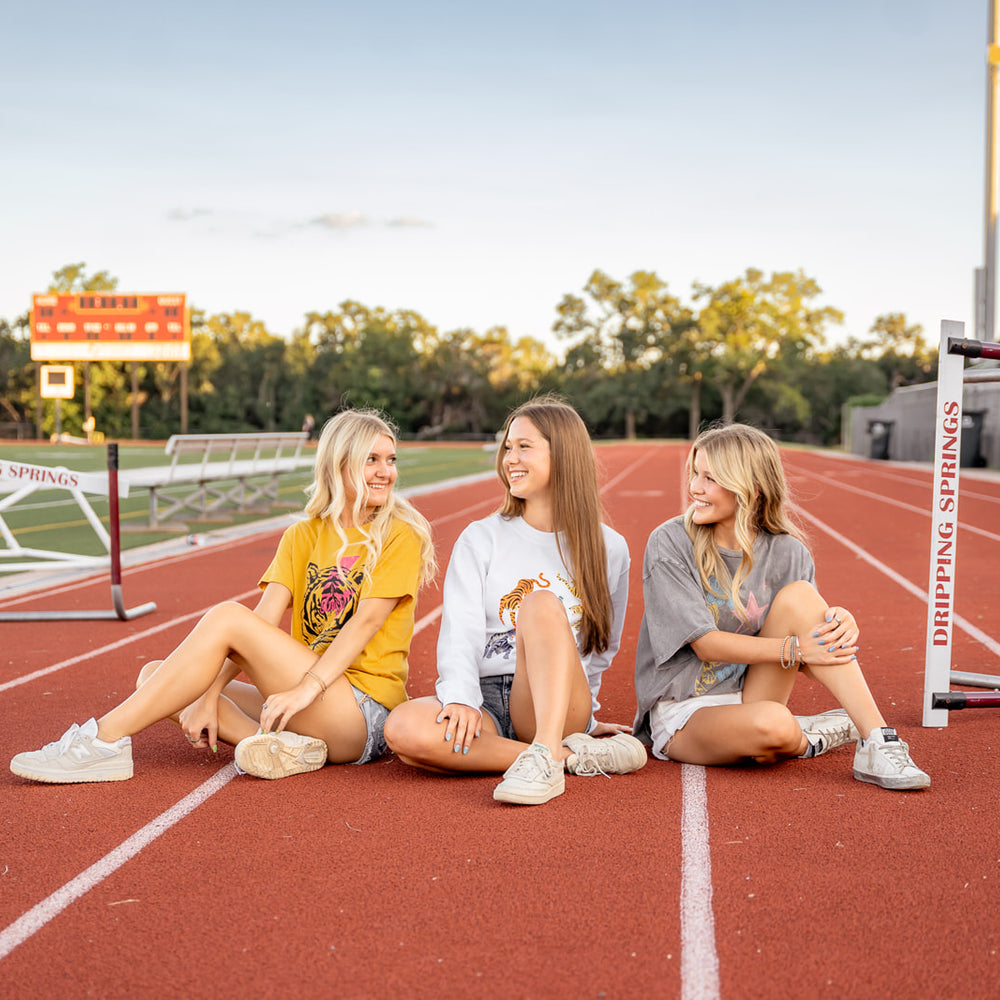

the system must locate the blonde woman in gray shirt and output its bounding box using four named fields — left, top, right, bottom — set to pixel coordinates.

left=633, top=423, right=929, bottom=791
